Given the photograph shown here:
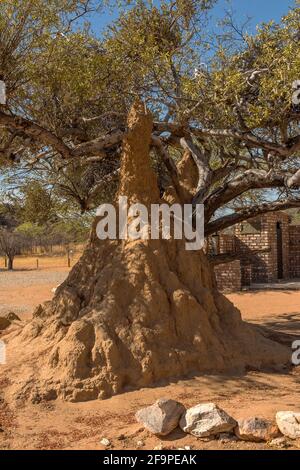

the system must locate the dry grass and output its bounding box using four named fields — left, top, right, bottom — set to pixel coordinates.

left=0, top=252, right=83, bottom=271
